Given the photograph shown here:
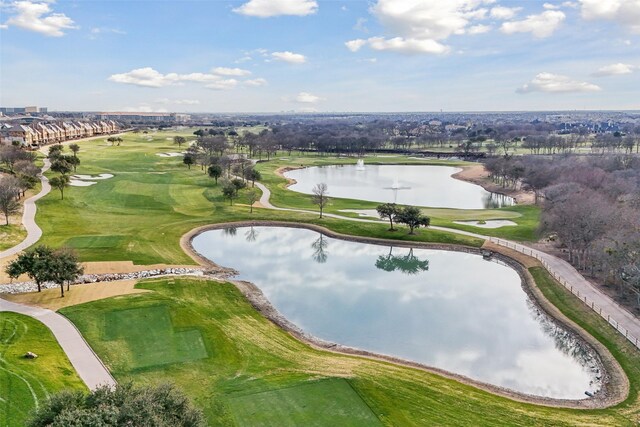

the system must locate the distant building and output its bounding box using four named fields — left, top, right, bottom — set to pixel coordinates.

left=0, top=106, right=47, bottom=115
